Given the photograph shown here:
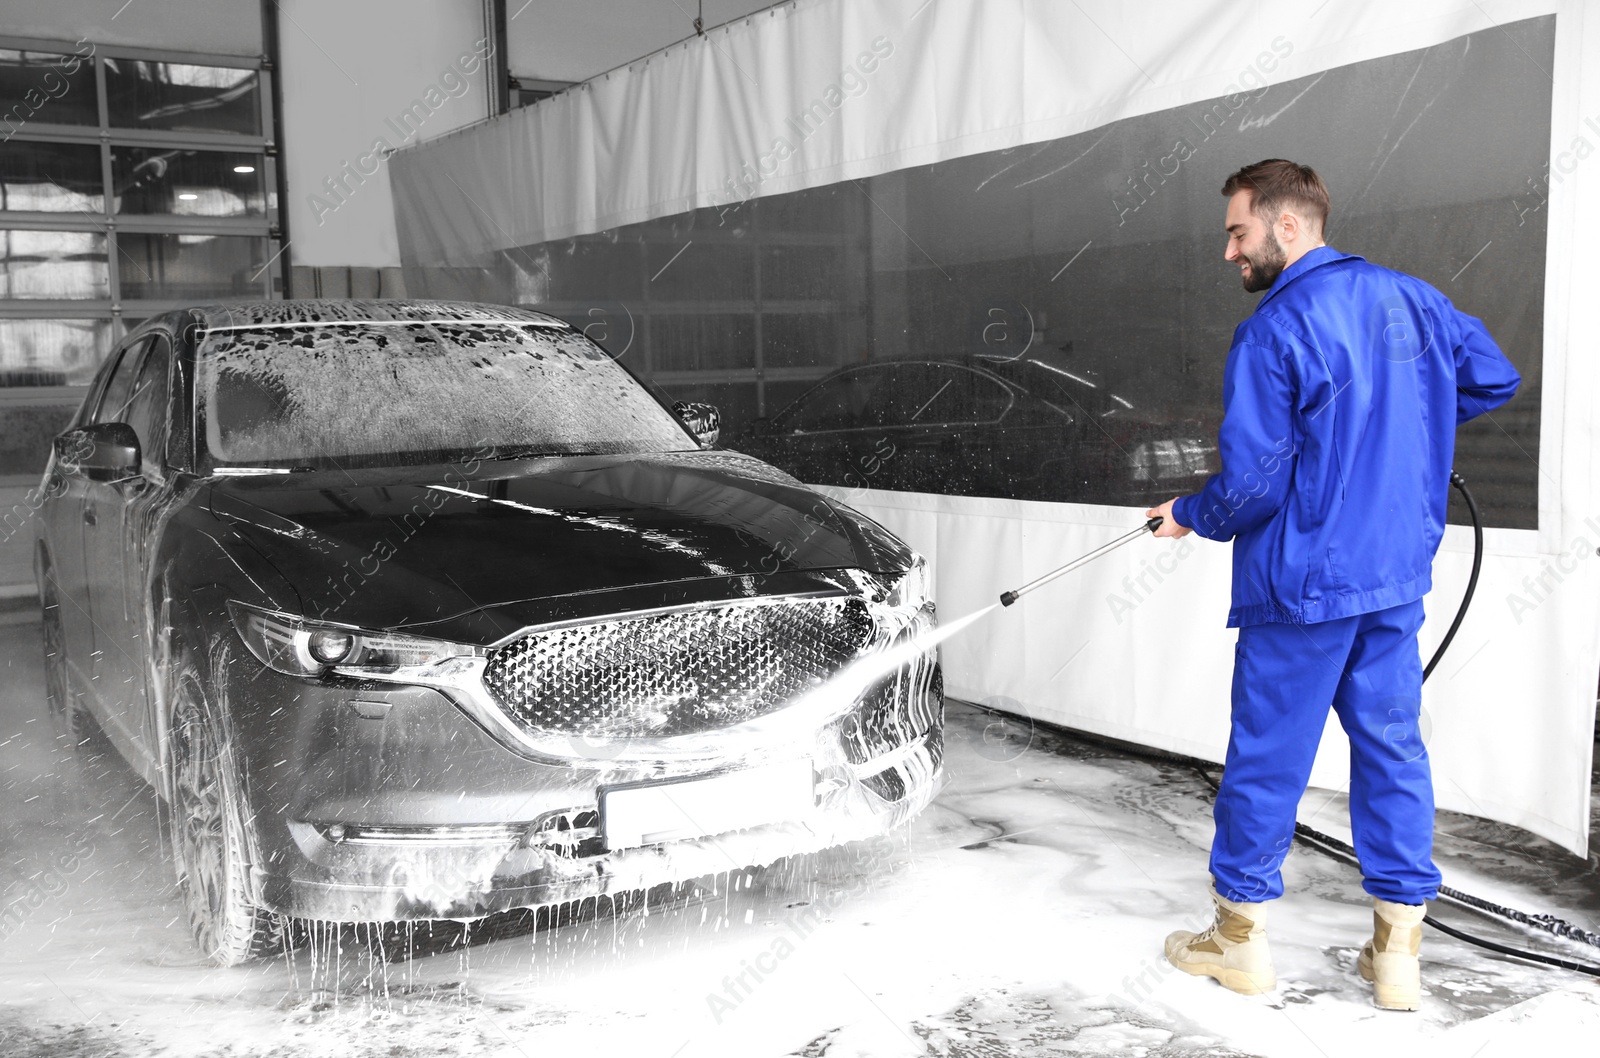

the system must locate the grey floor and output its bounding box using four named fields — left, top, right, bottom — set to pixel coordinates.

left=1, top=618, right=1597, bottom=1058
